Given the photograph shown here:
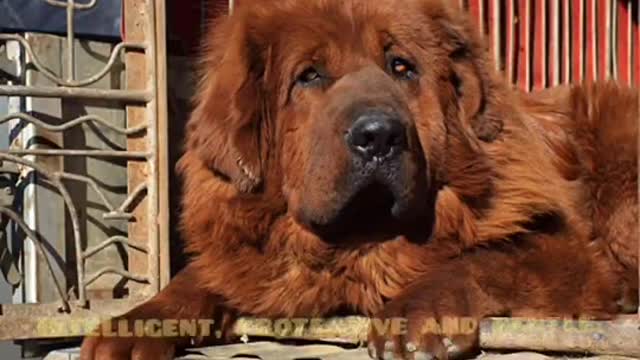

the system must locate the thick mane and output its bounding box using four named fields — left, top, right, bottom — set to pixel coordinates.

left=177, top=0, right=583, bottom=310
left=173, top=0, right=637, bottom=320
